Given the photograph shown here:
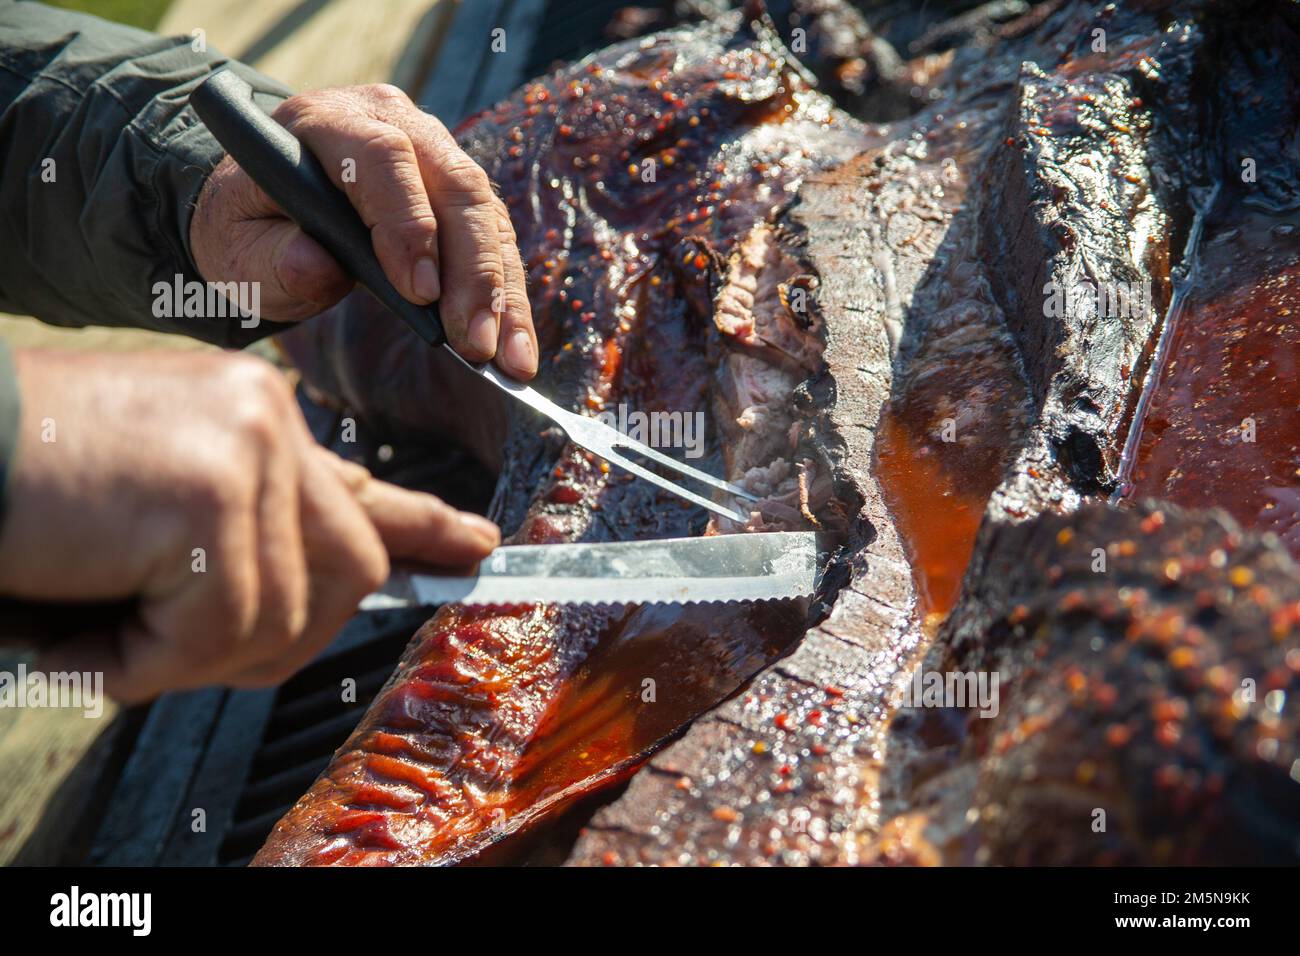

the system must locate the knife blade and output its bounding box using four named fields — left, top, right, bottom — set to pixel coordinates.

left=359, top=531, right=825, bottom=609
left=0, top=534, right=825, bottom=647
